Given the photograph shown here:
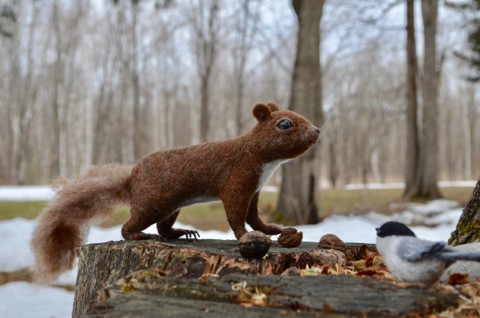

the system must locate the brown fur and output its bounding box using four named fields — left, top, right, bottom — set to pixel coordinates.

left=31, top=164, right=132, bottom=282
left=30, top=103, right=319, bottom=281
